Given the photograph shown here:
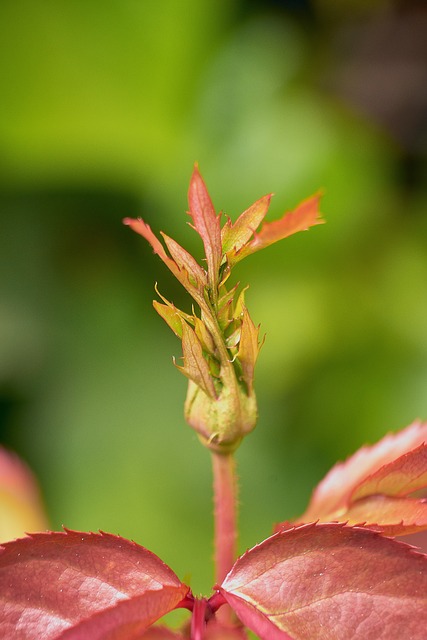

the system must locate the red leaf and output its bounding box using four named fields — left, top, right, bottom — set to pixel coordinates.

left=56, top=589, right=186, bottom=640
left=352, top=443, right=427, bottom=501
left=343, top=495, right=427, bottom=536
left=0, top=529, right=189, bottom=639
left=0, top=447, right=49, bottom=542
left=220, top=523, right=427, bottom=640
left=187, top=165, right=222, bottom=291
left=161, top=233, right=207, bottom=292
left=301, top=421, right=427, bottom=527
